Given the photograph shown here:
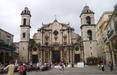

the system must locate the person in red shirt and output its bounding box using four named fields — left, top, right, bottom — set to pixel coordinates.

left=19, top=62, right=25, bottom=75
